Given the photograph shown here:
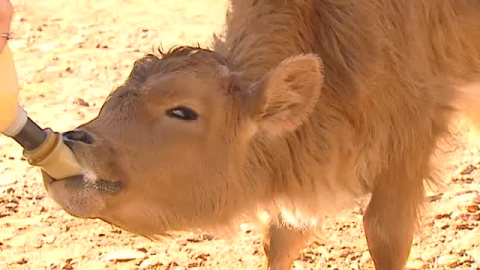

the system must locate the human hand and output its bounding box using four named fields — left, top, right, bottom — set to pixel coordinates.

left=0, top=0, right=13, bottom=32
left=0, top=0, right=14, bottom=52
